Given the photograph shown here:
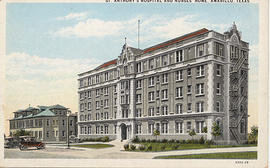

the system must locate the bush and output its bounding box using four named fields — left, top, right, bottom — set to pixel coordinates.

left=176, top=140, right=180, bottom=143
left=130, top=144, right=136, bottom=151
left=102, top=136, right=110, bottom=142
left=161, top=139, right=168, bottom=143
left=193, top=139, right=199, bottom=144
left=132, top=136, right=140, bottom=143
left=205, top=140, right=214, bottom=146
left=171, top=144, right=179, bottom=150
left=141, top=139, right=146, bottom=143
left=186, top=139, right=192, bottom=144
left=146, top=139, right=151, bottom=143
left=147, top=145, right=152, bottom=151
left=168, top=139, right=175, bottom=143
left=124, top=144, right=129, bottom=151
left=139, top=145, right=145, bottom=151
left=180, top=140, right=186, bottom=144
left=199, top=136, right=205, bottom=144
left=161, top=145, right=166, bottom=151
left=151, top=139, right=156, bottom=143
